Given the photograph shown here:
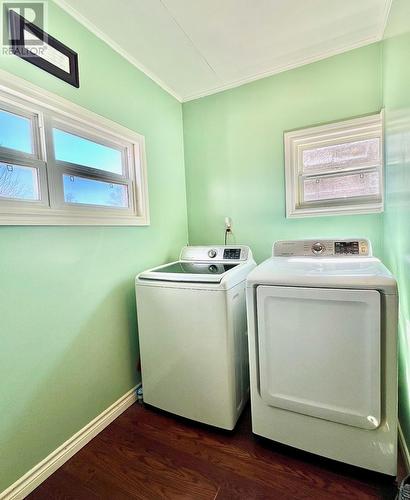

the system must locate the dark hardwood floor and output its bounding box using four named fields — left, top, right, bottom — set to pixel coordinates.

left=28, top=402, right=403, bottom=499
